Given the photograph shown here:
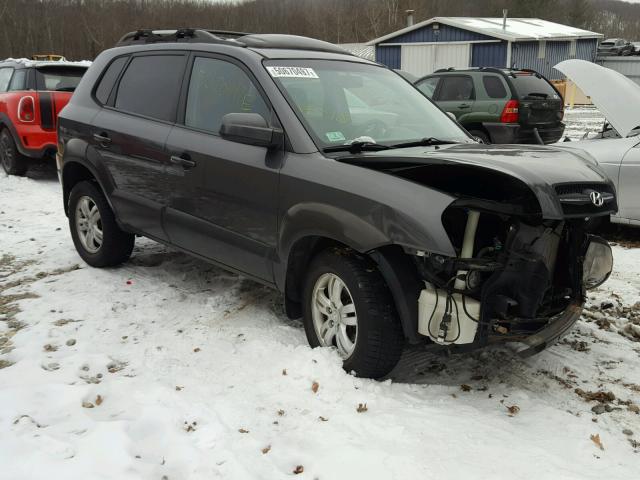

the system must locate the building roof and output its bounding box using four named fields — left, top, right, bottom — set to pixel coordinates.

left=367, top=17, right=603, bottom=45
left=336, top=43, right=375, bottom=60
